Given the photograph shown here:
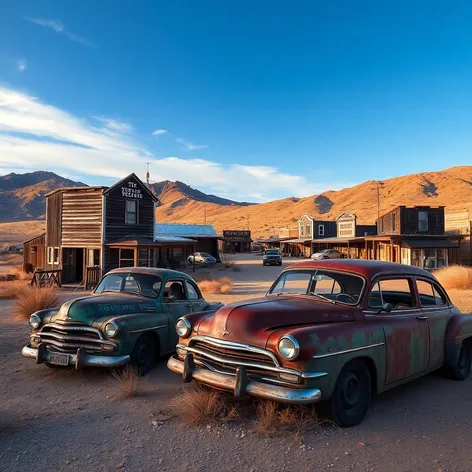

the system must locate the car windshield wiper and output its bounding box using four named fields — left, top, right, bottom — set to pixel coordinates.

left=309, top=292, right=336, bottom=304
